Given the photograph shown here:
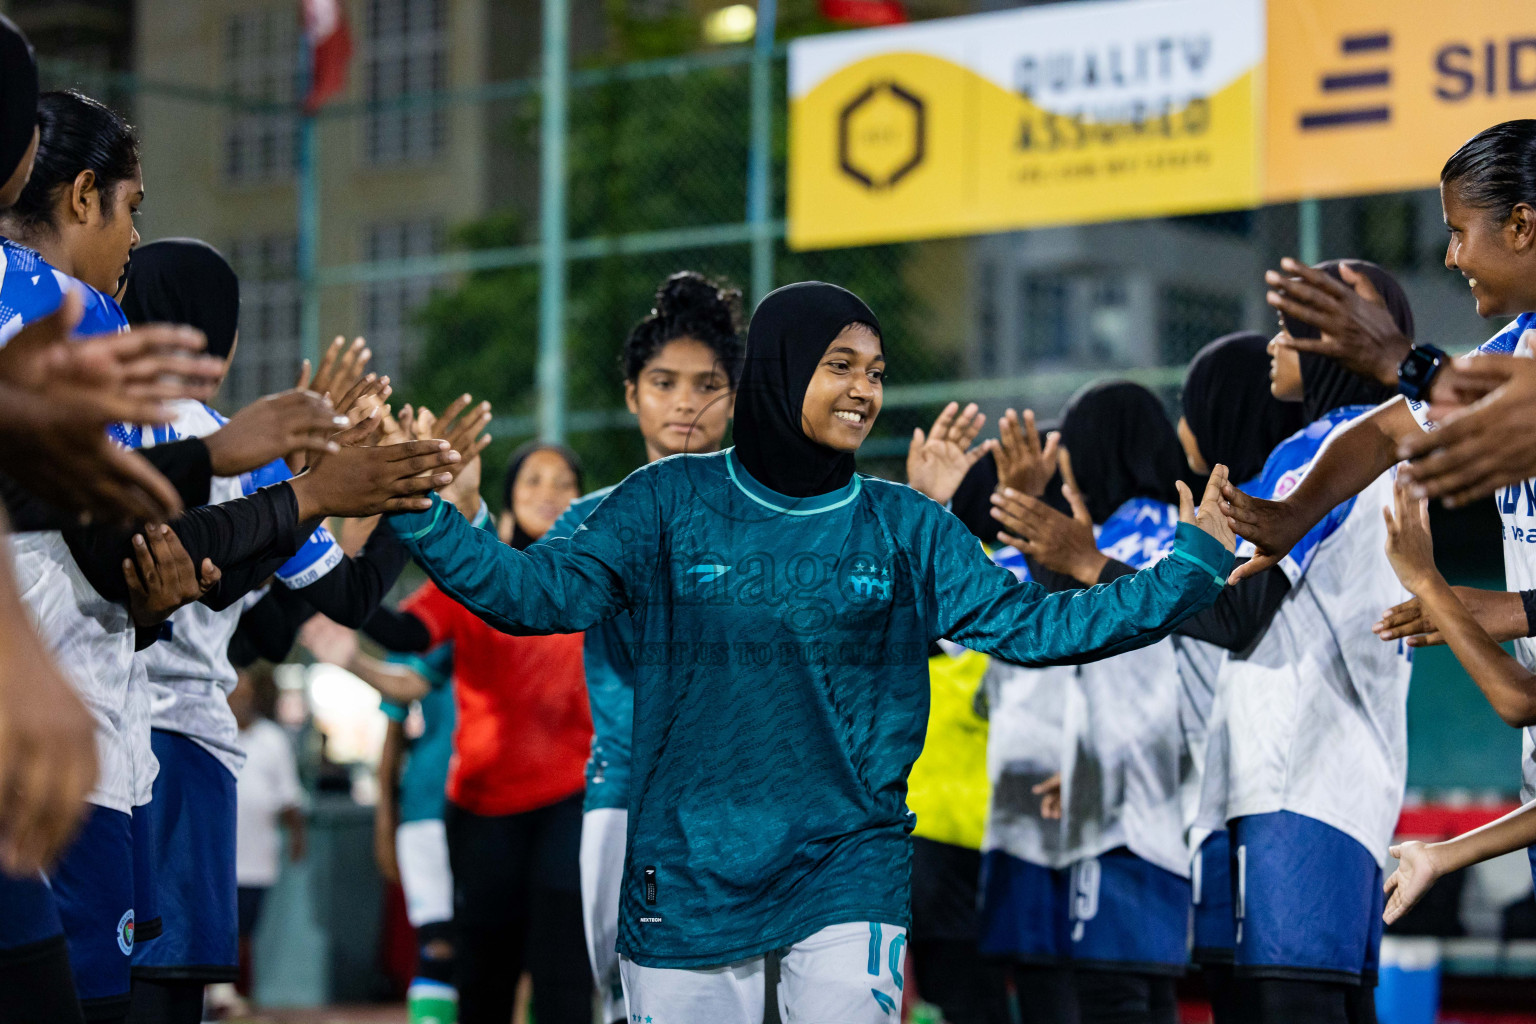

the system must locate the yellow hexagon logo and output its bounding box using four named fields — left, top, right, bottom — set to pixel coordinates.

left=838, top=81, right=925, bottom=191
